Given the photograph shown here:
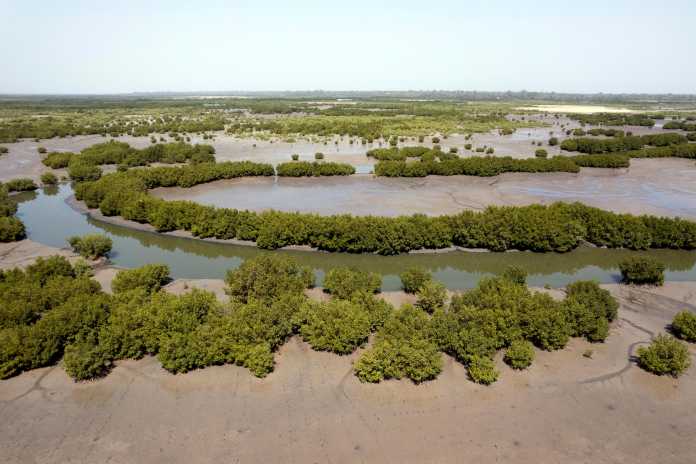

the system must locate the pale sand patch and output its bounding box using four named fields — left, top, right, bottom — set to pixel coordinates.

left=0, top=239, right=76, bottom=270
